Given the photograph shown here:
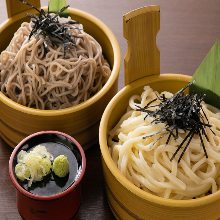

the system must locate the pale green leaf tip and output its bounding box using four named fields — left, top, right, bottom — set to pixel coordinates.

left=190, top=40, right=220, bottom=108
left=48, top=0, right=67, bottom=13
